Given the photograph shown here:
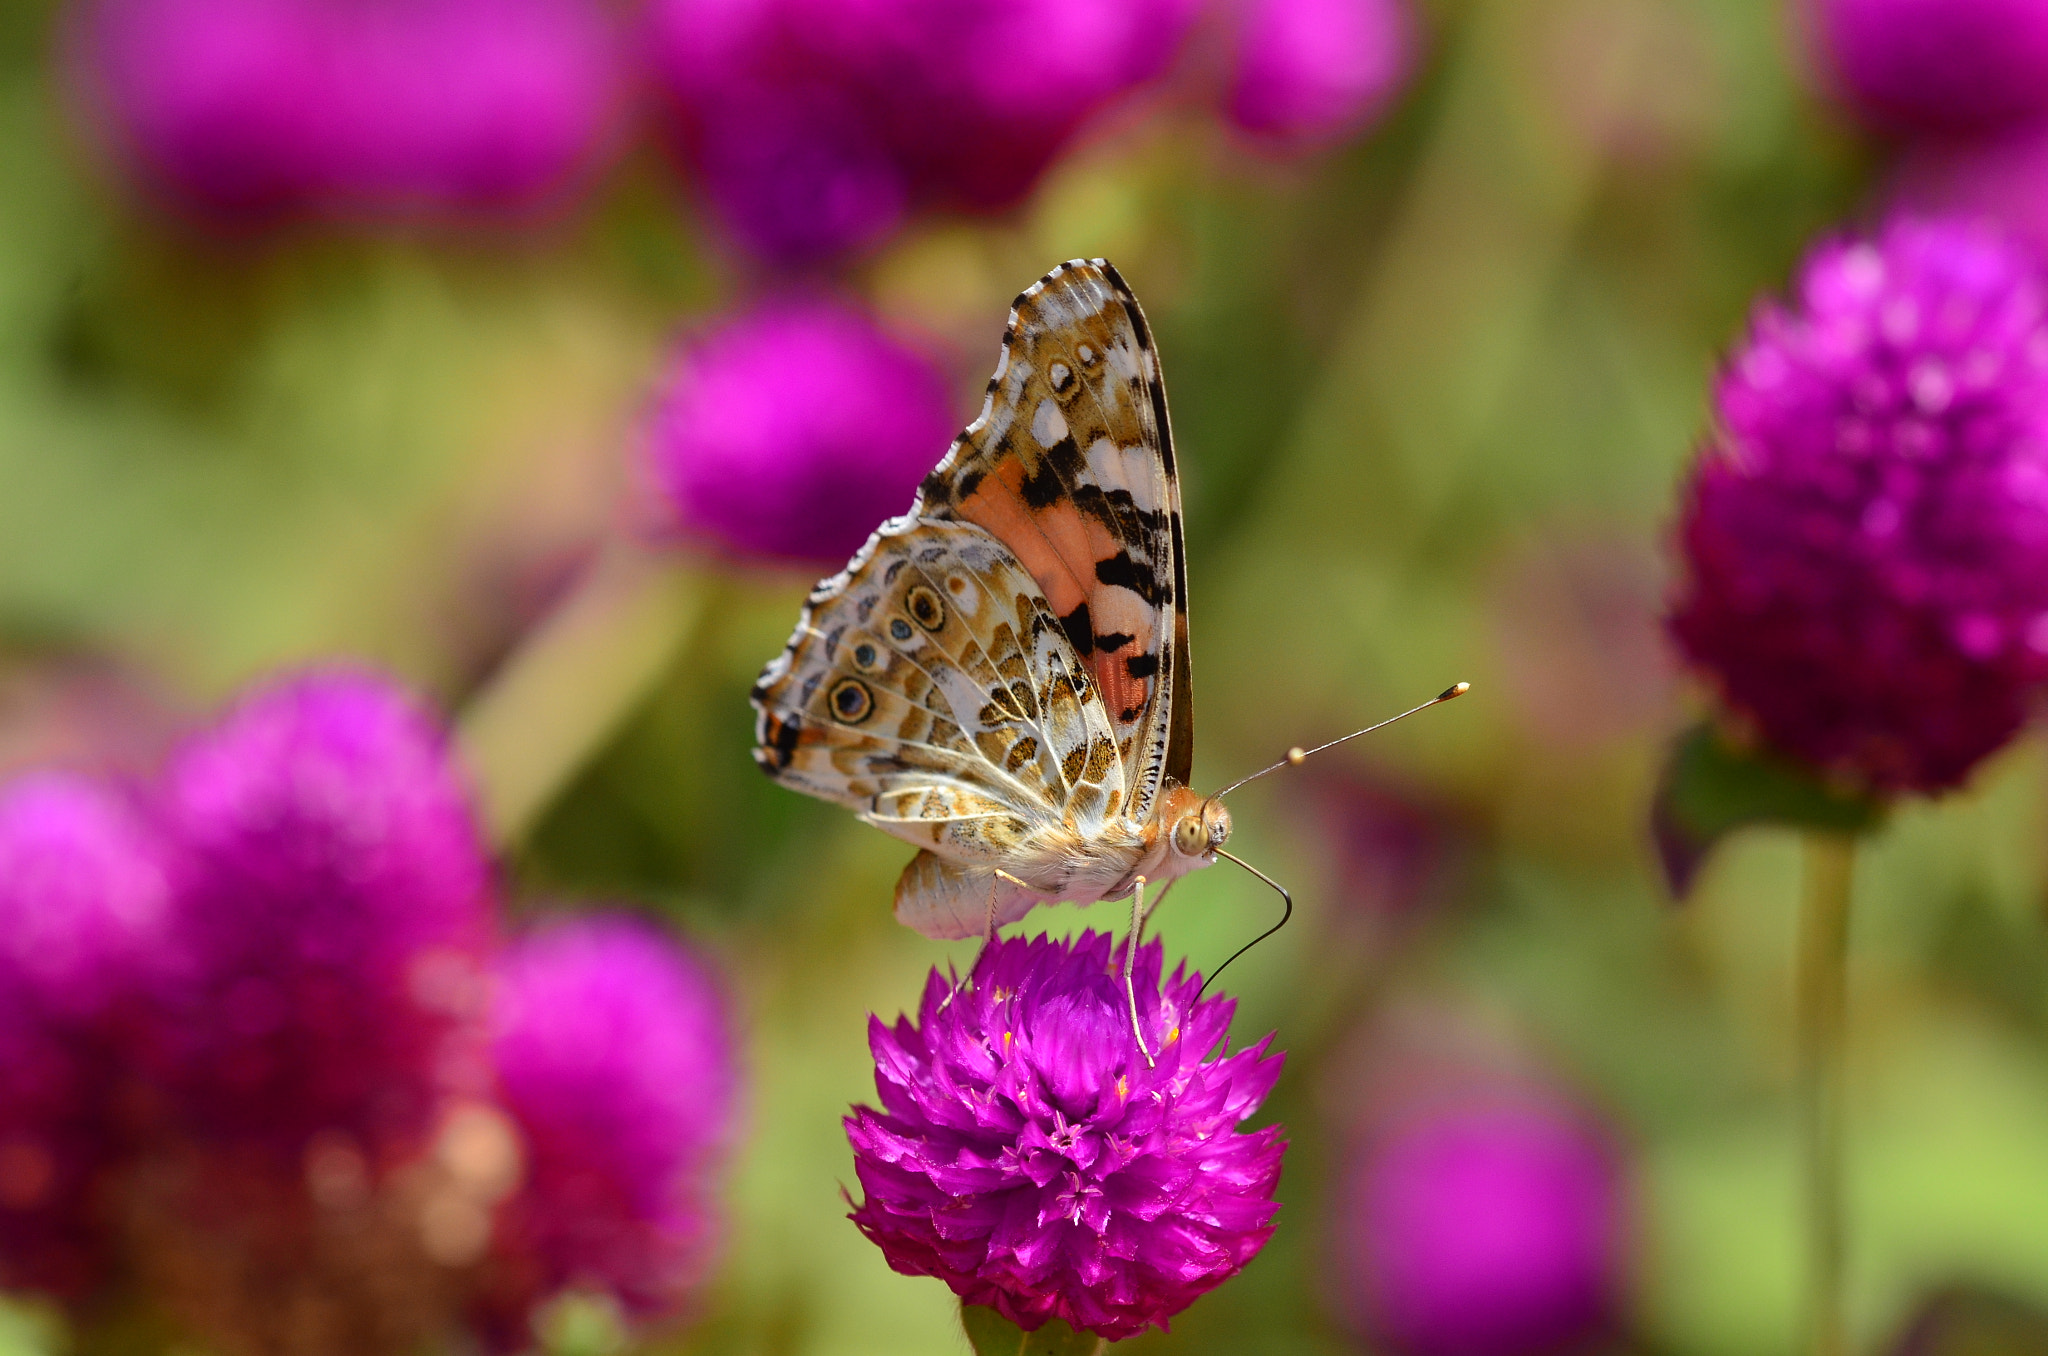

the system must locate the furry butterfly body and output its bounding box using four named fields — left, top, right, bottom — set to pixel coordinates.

left=752, top=260, right=1230, bottom=939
